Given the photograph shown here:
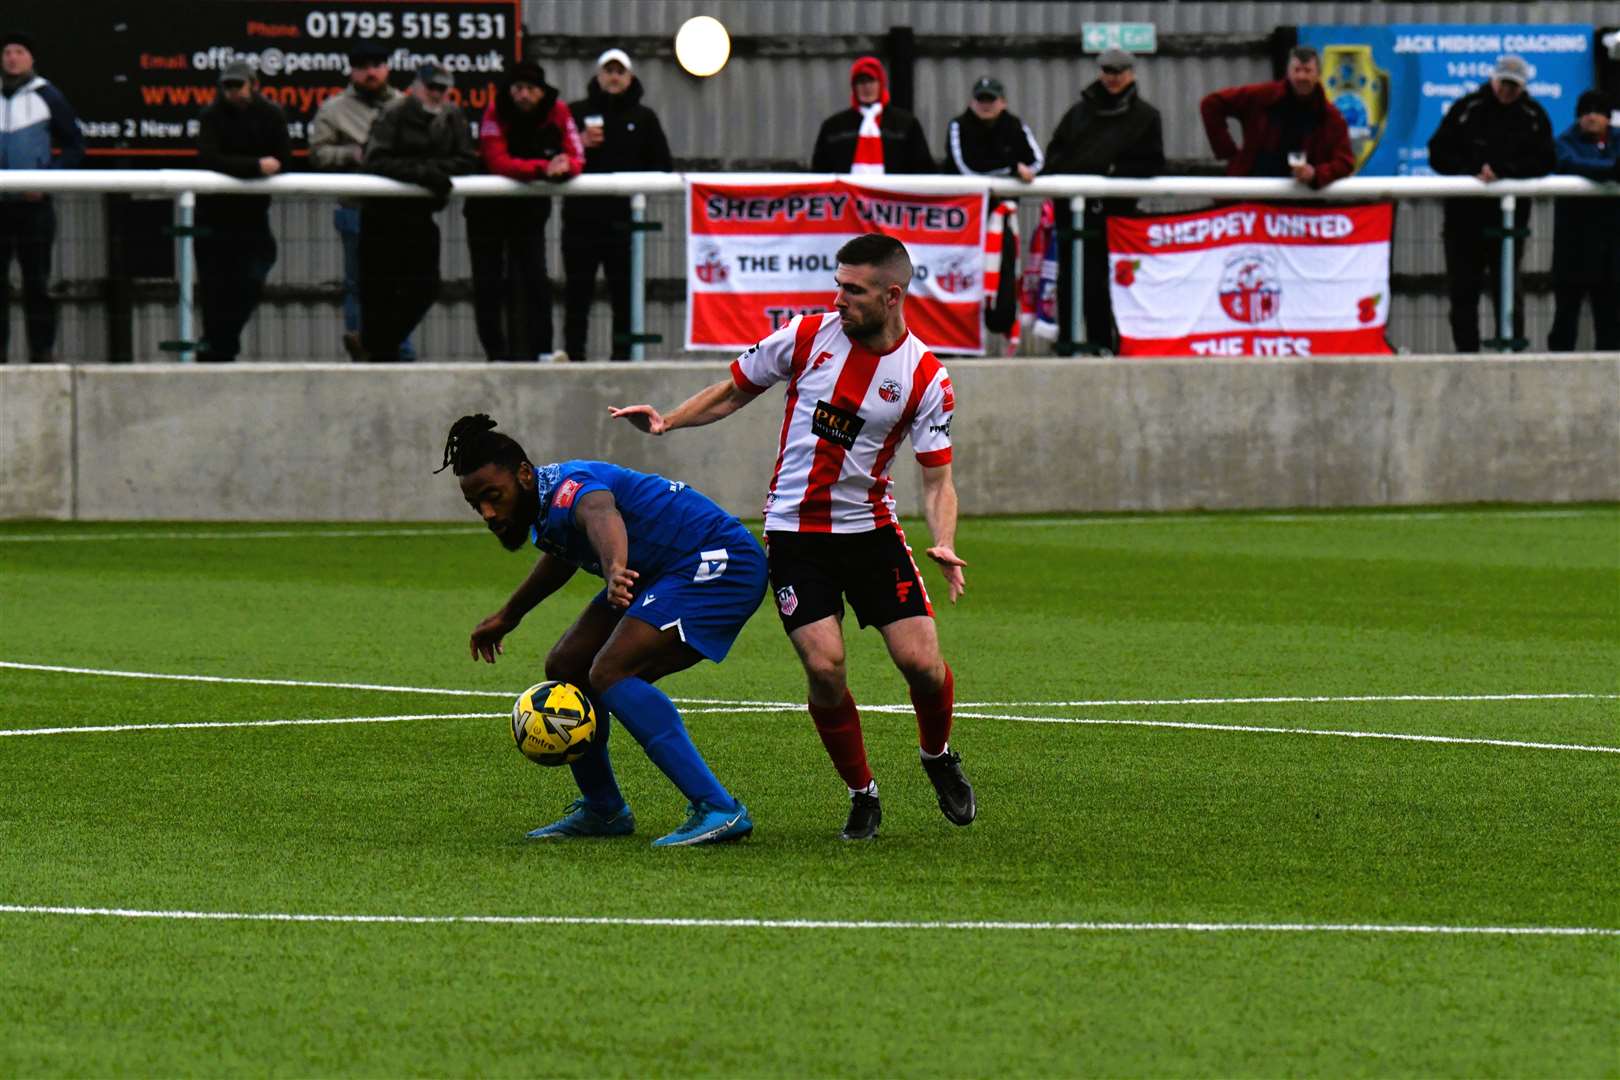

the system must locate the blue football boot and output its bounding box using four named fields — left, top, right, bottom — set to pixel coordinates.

left=651, top=800, right=754, bottom=847
left=525, top=798, right=636, bottom=840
